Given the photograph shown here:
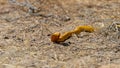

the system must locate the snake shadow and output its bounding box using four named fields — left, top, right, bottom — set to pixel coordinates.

left=54, top=42, right=71, bottom=46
